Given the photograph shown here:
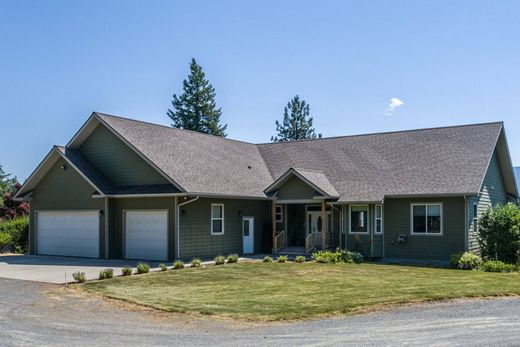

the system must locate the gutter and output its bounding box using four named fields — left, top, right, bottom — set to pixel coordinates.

left=176, top=196, right=199, bottom=260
